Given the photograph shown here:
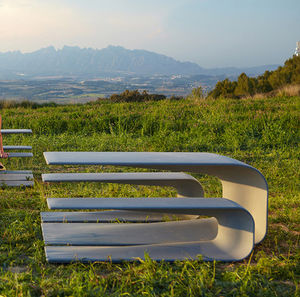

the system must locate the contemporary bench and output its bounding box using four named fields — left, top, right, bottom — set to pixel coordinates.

left=1, top=129, right=33, bottom=158
left=41, top=152, right=268, bottom=263
left=0, top=127, right=33, bottom=186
